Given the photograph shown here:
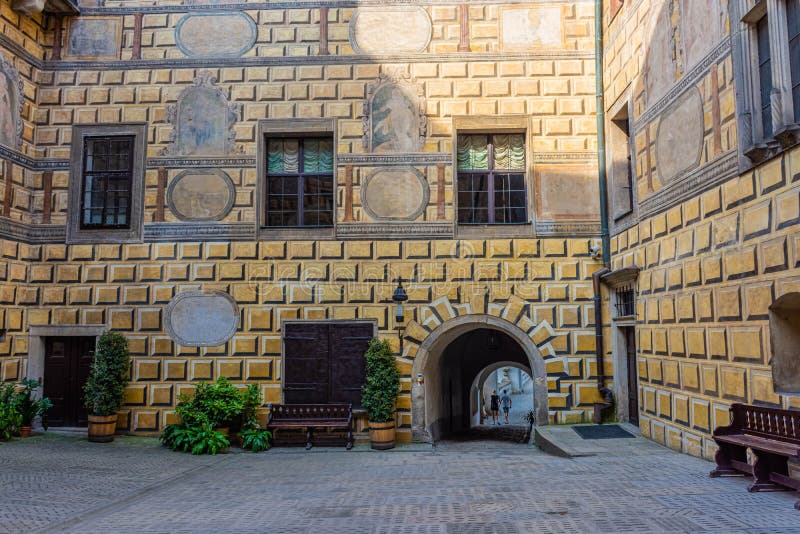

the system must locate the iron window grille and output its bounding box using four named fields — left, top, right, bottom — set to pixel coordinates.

left=79, top=136, right=134, bottom=229
left=614, top=283, right=637, bottom=317
left=265, top=137, right=334, bottom=227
